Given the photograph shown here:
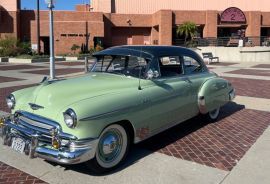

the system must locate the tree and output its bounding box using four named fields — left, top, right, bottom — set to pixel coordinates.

left=176, top=21, right=197, bottom=46
left=71, top=44, right=80, bottom=55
